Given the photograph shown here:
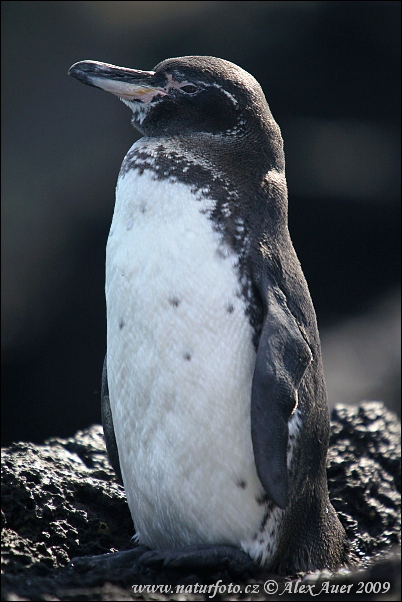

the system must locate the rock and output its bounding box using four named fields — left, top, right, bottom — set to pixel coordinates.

left=1, top=427, right=133, bottom=577
left=1, top=402, right=400, bottom=600
left=328, top=402, right=401, bottom=562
